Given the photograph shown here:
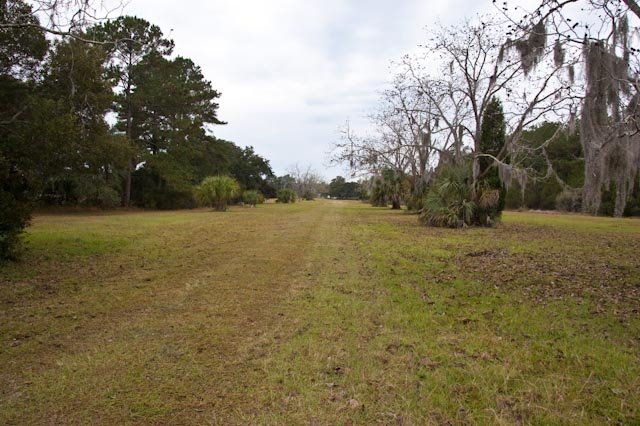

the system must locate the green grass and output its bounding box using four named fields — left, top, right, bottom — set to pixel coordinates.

left=1, top=202, right=639, bottom=424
